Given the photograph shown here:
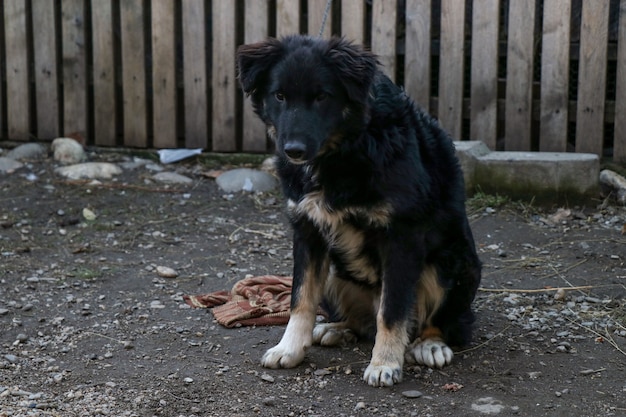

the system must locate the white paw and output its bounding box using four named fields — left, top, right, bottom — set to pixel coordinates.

left=261, top=343, right=305, bottom=369
left=312, top=323, right=358, bottom=346
left=363, top=363, right=402, bottom=387
left=406, top=339, right=453, bottom=369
